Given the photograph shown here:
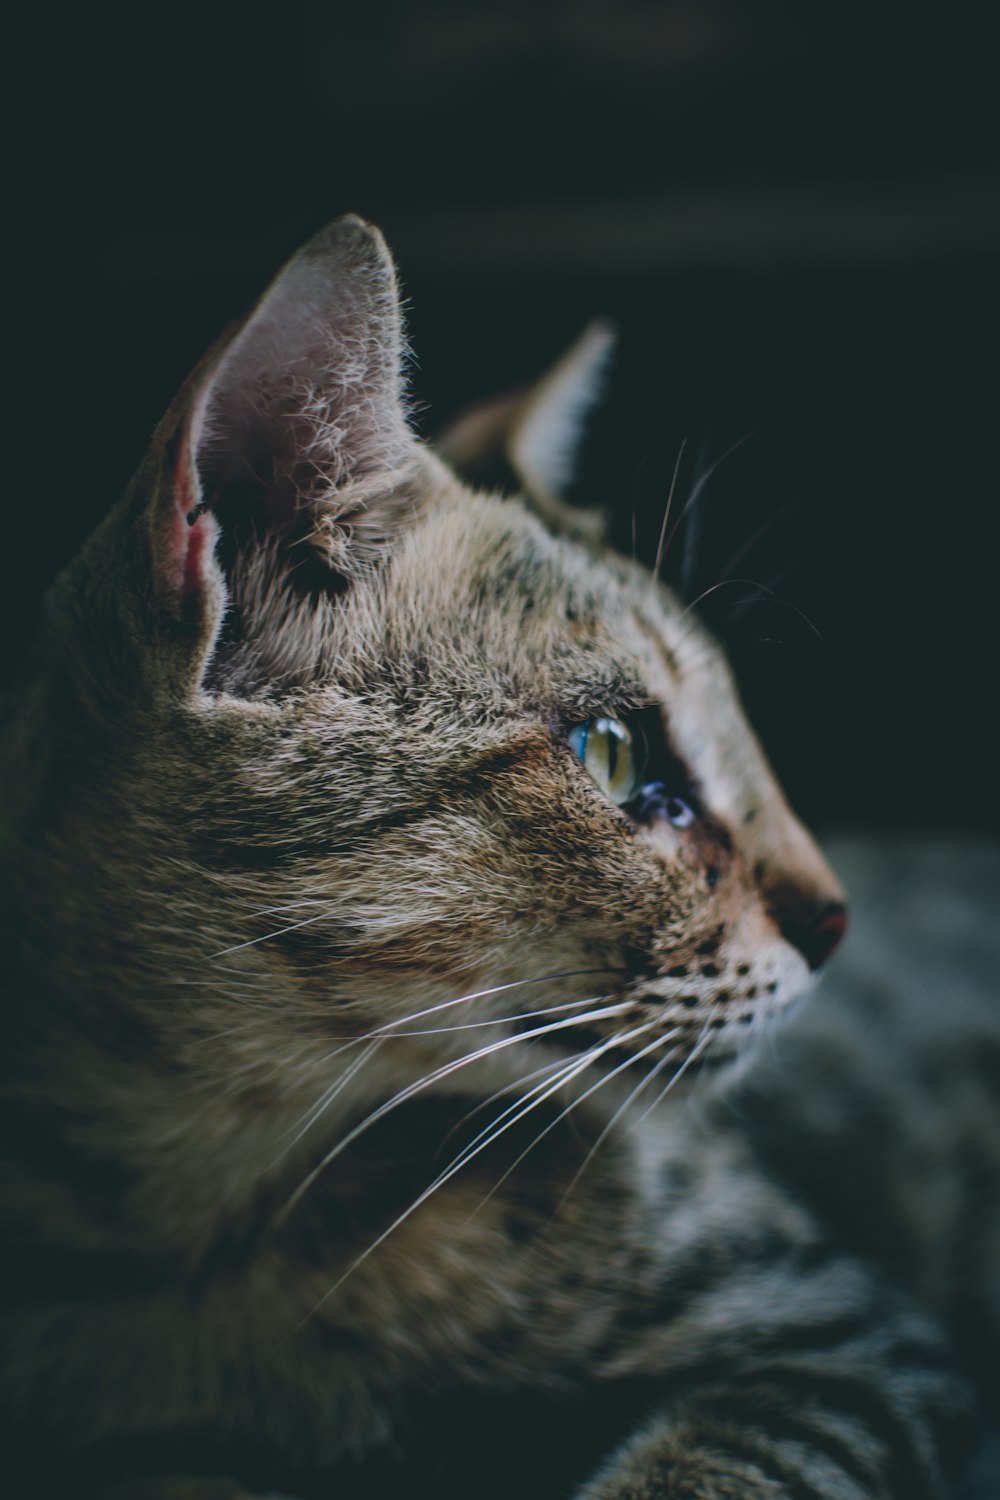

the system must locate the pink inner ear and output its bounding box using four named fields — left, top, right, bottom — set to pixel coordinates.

left=161, top=433, right=217, bottom=603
